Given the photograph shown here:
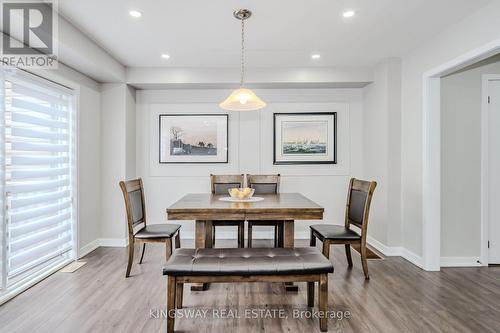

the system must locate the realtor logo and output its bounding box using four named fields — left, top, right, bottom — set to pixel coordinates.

left=1, top=0, right=58, bottom=68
